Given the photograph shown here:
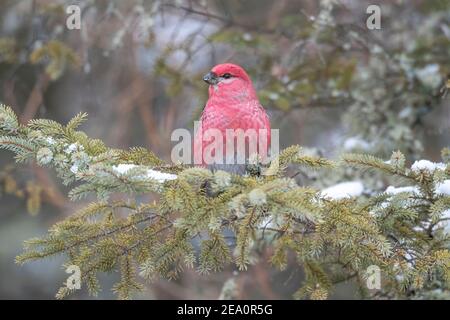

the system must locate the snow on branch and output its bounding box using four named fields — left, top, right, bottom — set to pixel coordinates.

left=320, top=181, right=364, bottom=199
left=113, top=164, right=177, bottom=183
